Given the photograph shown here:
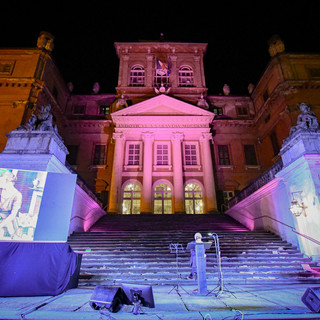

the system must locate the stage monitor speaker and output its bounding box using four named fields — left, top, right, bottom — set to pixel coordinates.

left=301, top=287, right=320, bottom=312
left=89, top=285, right=125, bottom=313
